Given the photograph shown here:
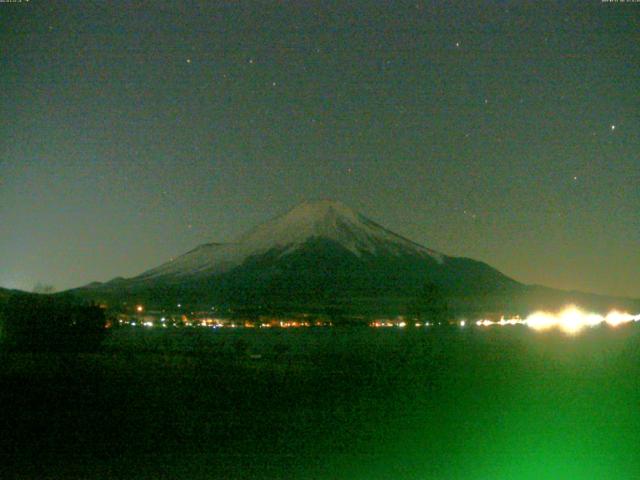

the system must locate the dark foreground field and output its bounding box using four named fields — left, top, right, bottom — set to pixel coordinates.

left=2, top=326, right=640, bottom=479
